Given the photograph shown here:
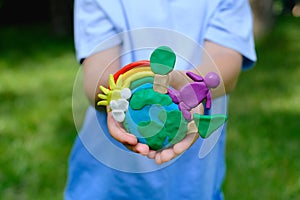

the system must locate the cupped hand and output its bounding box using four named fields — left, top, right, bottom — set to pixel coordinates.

left=147, top=132, right=199, bottom=164
left=107, top=111, right=150, bottom=156
left=148, top=103, right=204, bottom=164
left=106, top=79, right=203, bottom=164
left=107, top=111, right=199, bottom=164
left=108, top=110, right=199, bottom=164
